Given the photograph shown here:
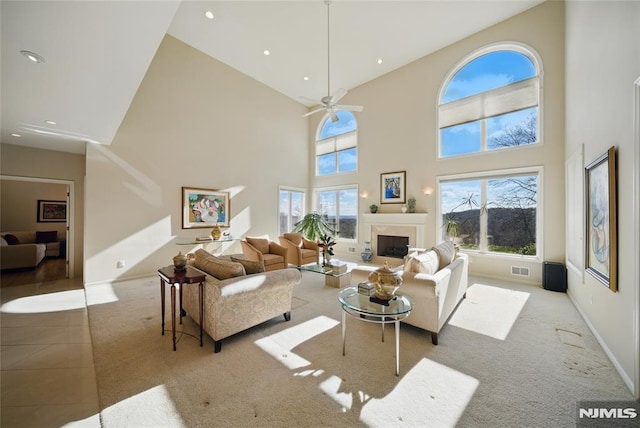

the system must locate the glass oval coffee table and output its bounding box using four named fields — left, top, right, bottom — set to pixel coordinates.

left=338, top=286, right=413, bottom=376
